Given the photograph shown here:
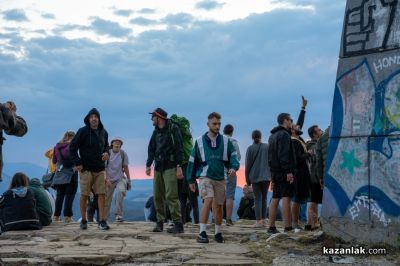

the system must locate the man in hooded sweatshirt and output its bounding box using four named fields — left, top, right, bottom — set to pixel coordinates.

left=69, top=108, right=110, bottom=230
